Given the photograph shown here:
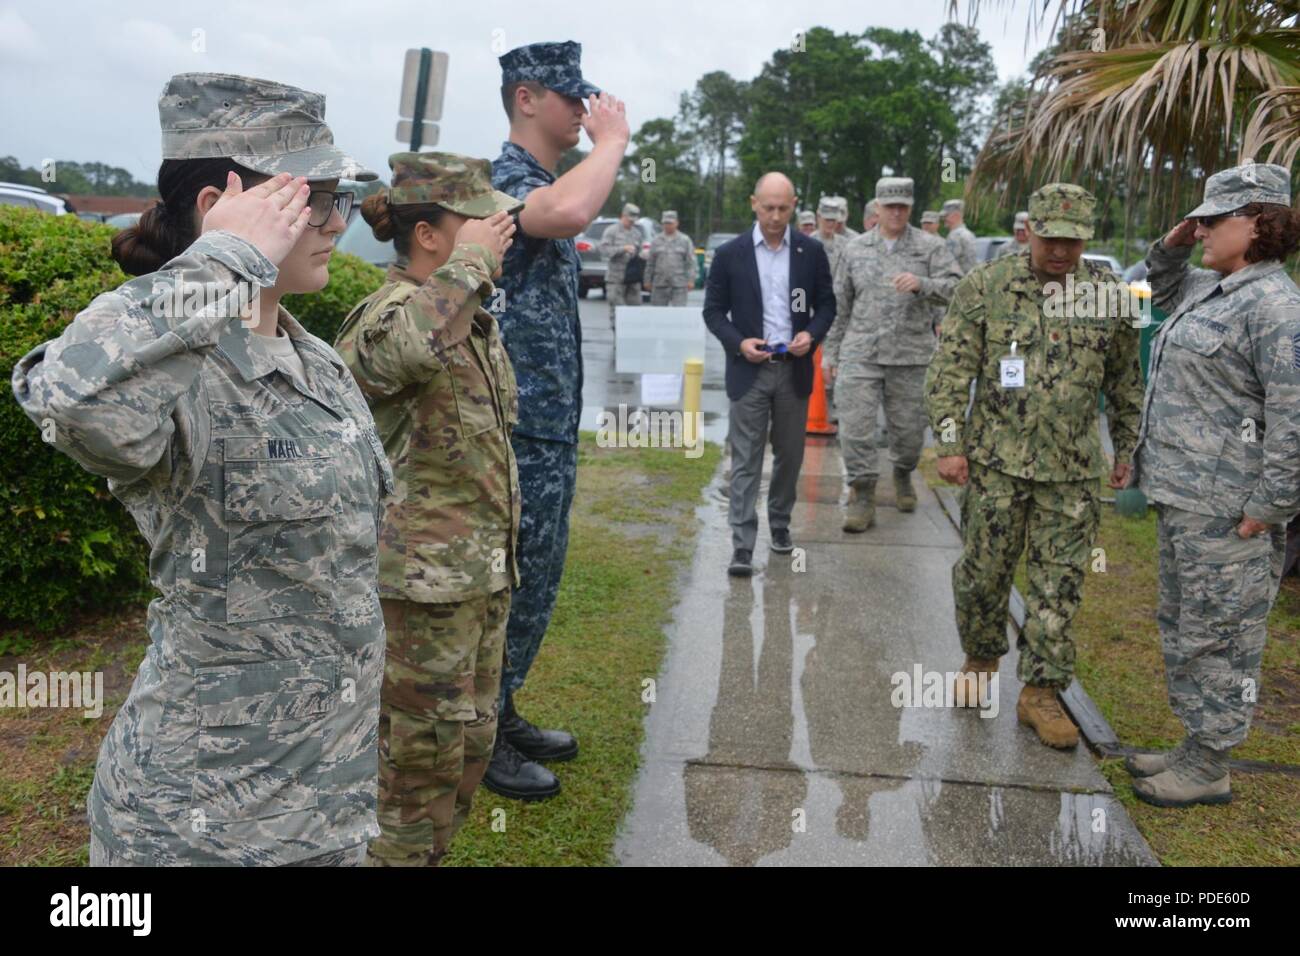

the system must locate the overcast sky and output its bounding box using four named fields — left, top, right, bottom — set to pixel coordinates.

left=1, top=1, right=1050, bottom=186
